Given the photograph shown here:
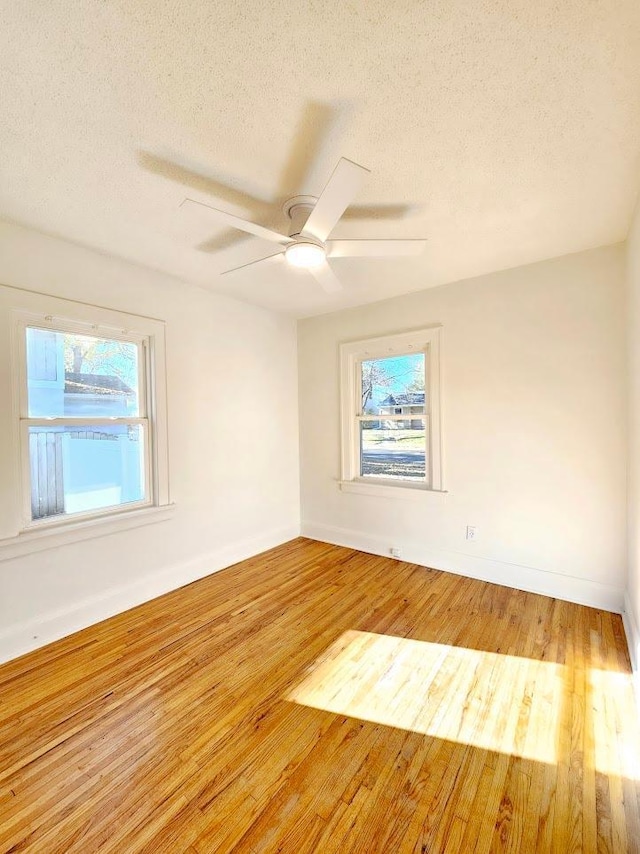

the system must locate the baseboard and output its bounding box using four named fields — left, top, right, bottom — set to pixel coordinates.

left=302, top=520, right=624, bottom=614
left=0, top=523, right=300, bottom=665
left=622, top=591, right=640, bottom=708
